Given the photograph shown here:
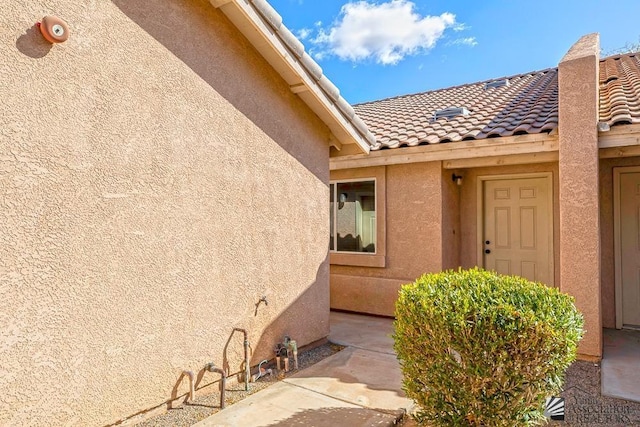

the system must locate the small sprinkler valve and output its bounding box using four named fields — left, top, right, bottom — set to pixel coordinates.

left=274, top=336, right=298, bottom=372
